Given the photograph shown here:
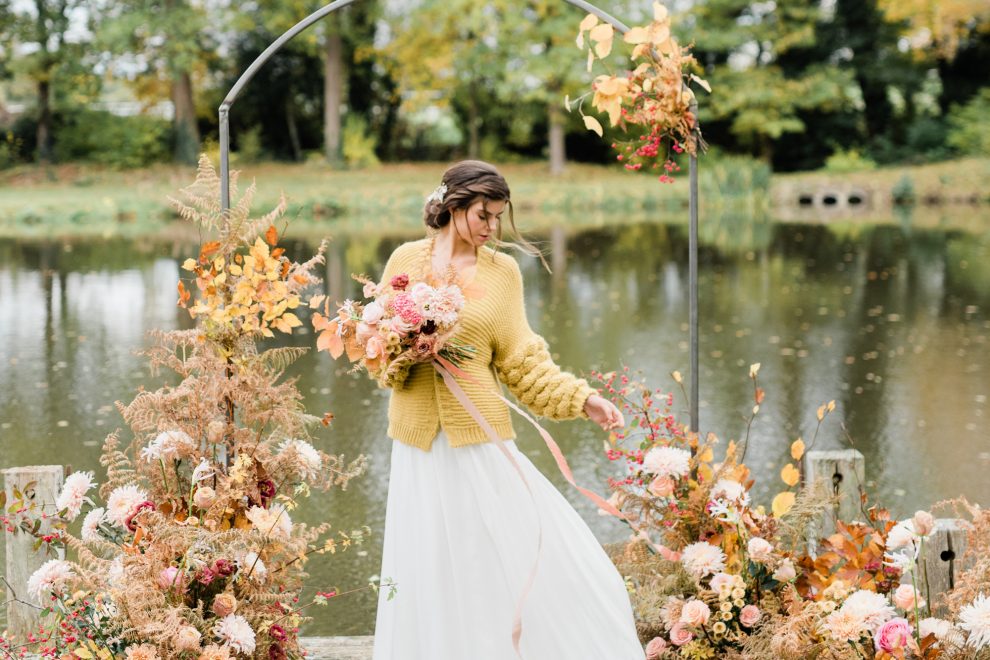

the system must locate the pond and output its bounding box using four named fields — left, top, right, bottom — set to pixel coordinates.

left=1, top=217, right=989, bottom=635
